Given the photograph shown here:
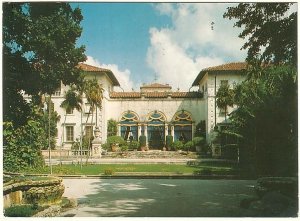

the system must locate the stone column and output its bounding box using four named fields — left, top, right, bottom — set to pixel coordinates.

left=165, top=124, right=168, bottom=142
left=138, top=125, right=141, bottom=139
left=117, top=124, right=121, bottom=136
left=92, top=126, right=102, bottom=158
left=171, top=125, right=175, bottom=138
